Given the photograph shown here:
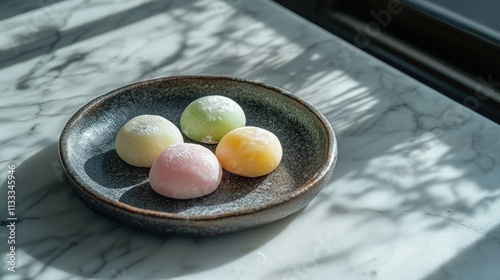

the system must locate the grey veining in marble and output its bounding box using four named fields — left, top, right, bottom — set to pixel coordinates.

left=1, top=0, right=499, bottom=279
